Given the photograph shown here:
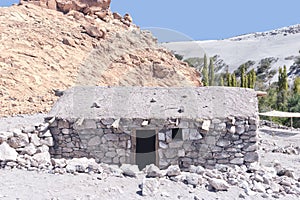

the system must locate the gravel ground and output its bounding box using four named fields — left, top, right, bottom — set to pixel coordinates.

left=0, top=119, right=300, bottom=200
left=0, top=114, right=46, bottom=132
